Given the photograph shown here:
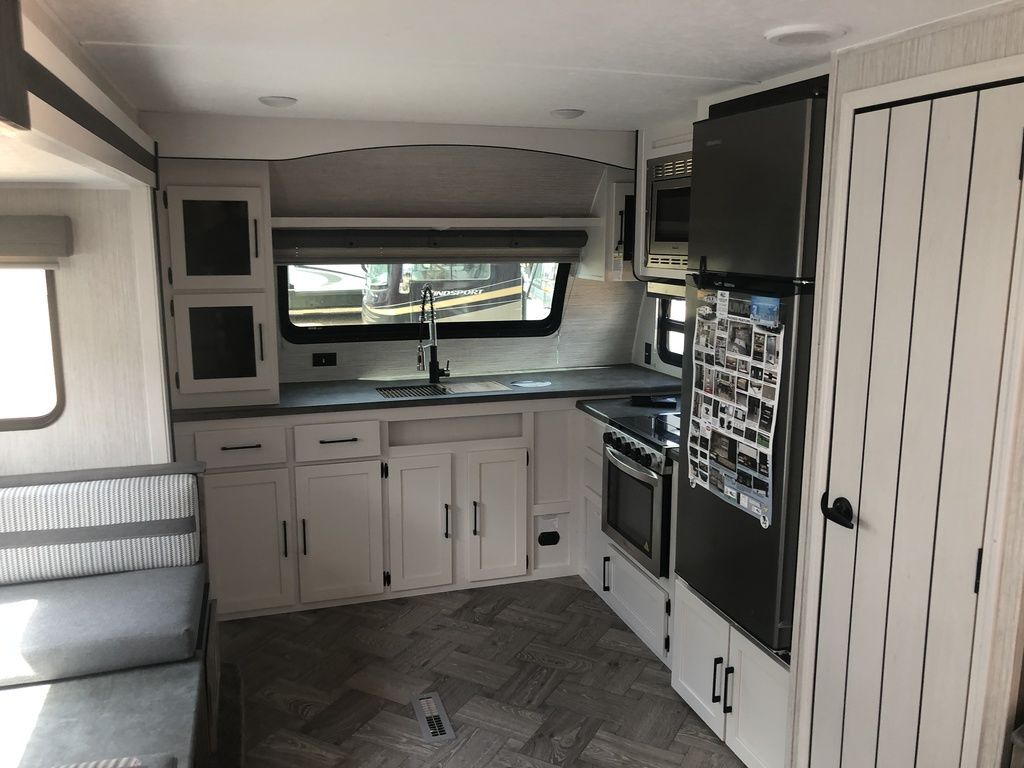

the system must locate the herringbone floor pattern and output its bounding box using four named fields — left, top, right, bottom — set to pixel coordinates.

left=220, top=576, right=744, bottom=768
